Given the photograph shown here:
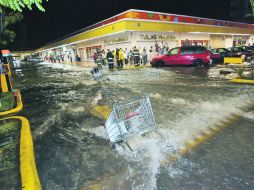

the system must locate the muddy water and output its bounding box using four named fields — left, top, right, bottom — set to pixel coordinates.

left=12, top=62, right=254, bottom=190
